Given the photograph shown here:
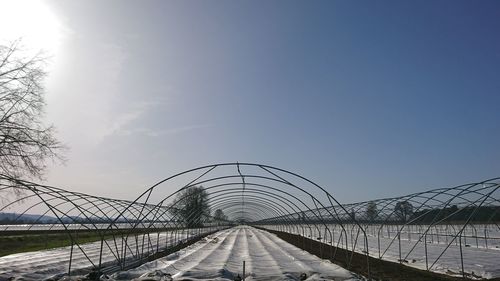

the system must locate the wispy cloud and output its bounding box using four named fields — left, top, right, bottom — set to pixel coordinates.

left=46, top=40, right=169, bottom=147
left=119, top=124, right=213, bottom=137
left=104, top=100, right=164, bottom=138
